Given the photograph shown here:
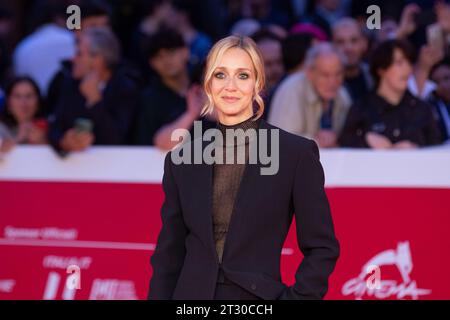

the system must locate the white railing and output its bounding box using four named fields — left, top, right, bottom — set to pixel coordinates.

left=1, top=145, right=450, bottom=187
